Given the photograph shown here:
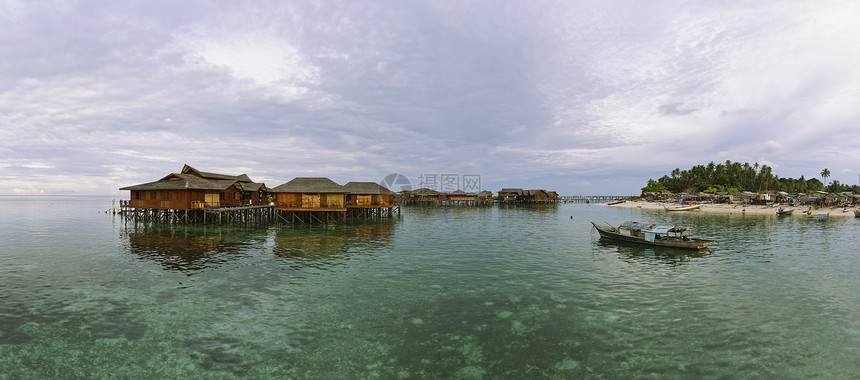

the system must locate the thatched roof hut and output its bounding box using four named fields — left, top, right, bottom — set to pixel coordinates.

left=270, top=177, right=349, bottom=210
left=343, top=182, right=395, bottom=195
left=120, top=173, right=235, bottom=192
left=181, top=164, right=253, bottom=182
left=271, top=177, right=348, bottom=193
left=120, top=165, right=269, bottom=209
left=498, top=188, right=523, bottom=201
left=344, top=182, right=397, bottom=207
